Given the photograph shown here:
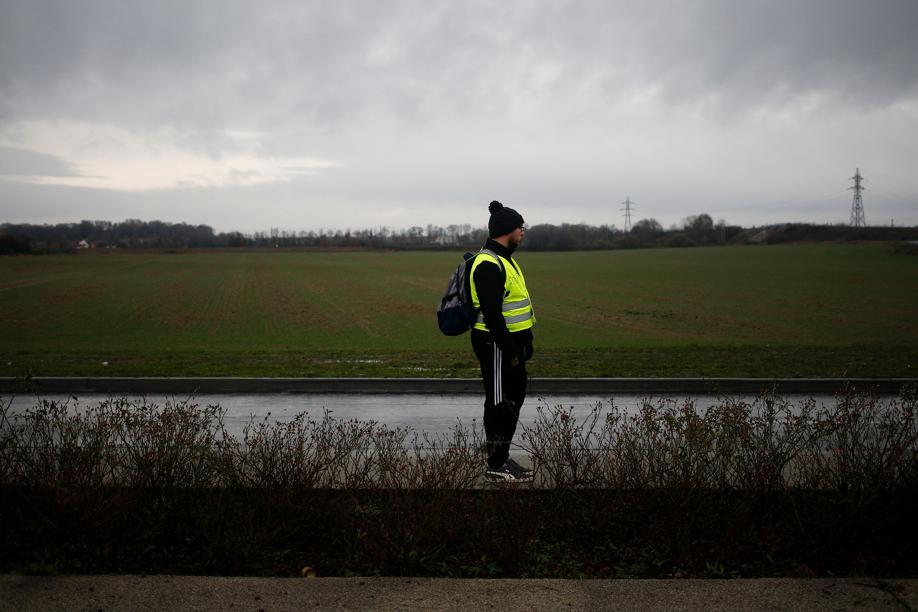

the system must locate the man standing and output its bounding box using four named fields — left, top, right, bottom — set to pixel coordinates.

left=470, top=200, right=535, bottom=482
